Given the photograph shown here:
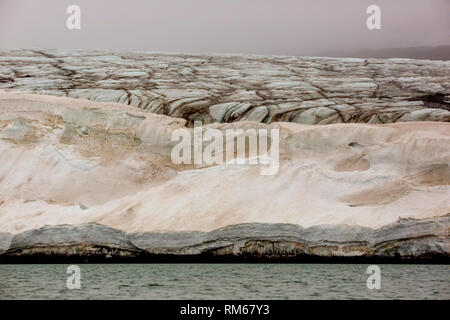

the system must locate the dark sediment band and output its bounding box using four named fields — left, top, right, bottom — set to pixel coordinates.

left=0, top=215, right=448, bottom=263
